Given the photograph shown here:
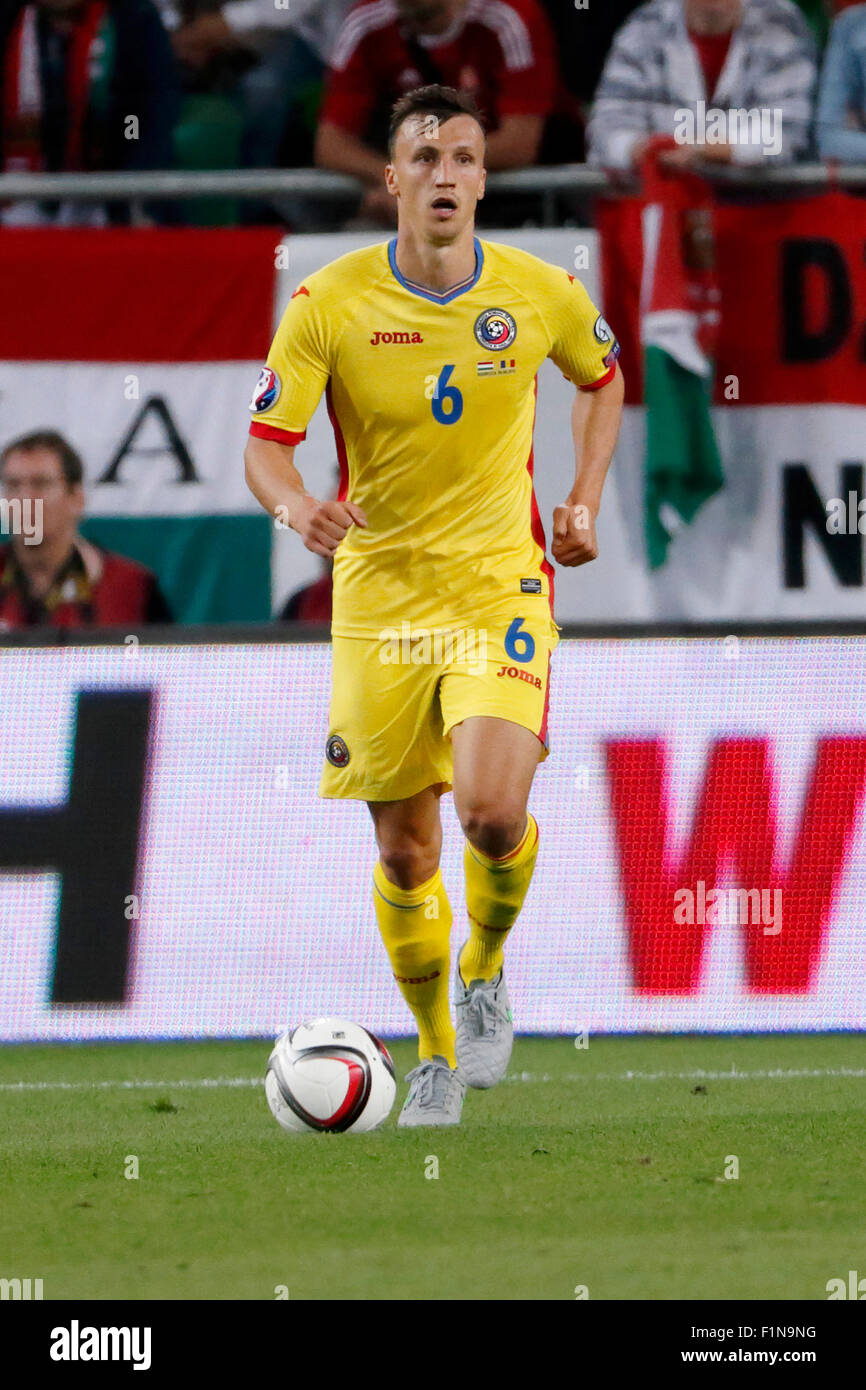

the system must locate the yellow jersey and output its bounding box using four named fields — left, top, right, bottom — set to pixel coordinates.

left=249, top=237, right=619, bottom=638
